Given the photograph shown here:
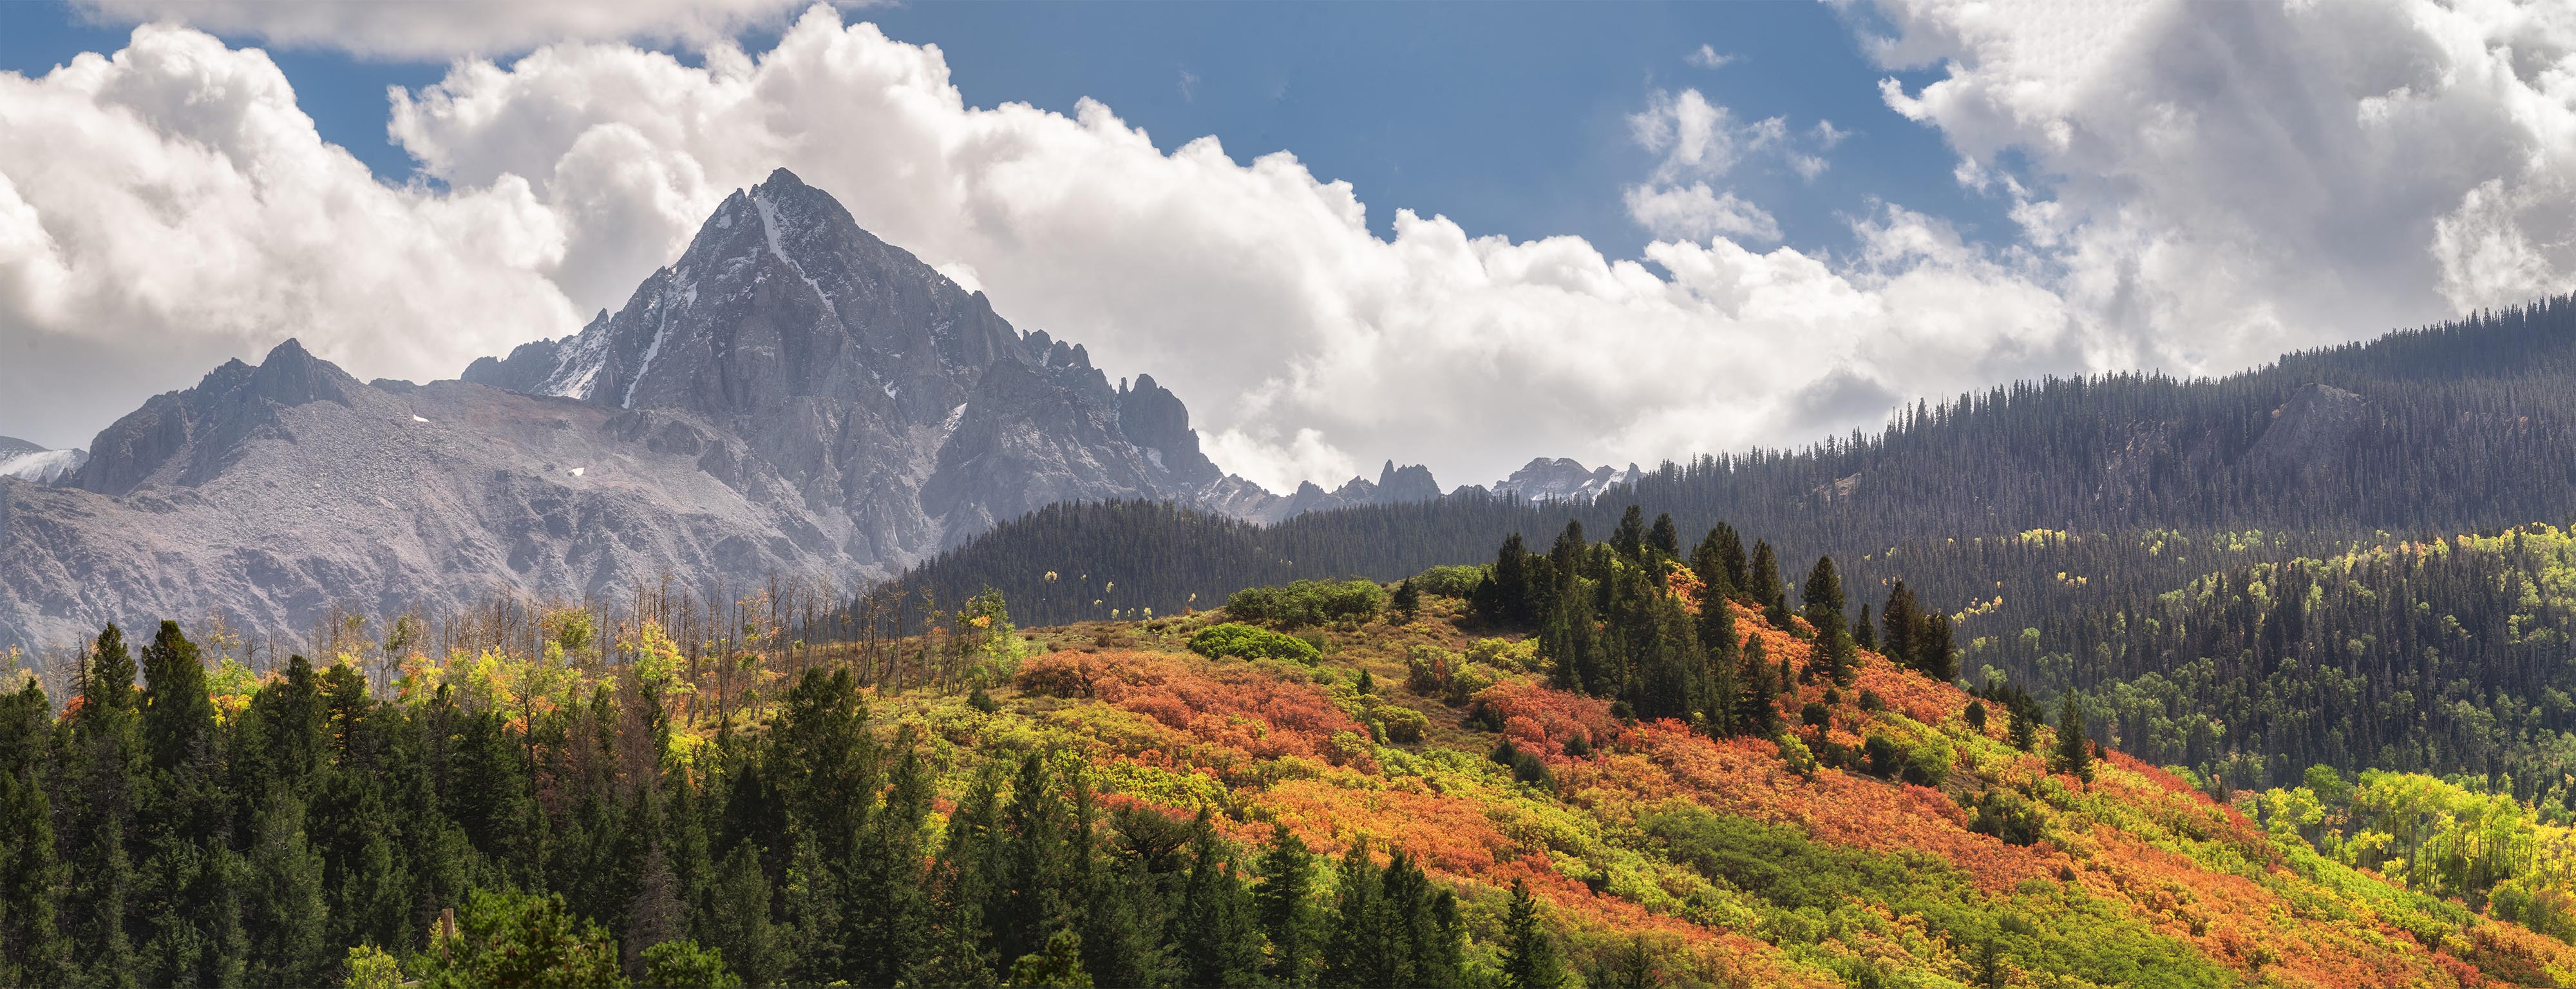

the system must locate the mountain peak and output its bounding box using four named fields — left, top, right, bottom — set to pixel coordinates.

left=758, top=166, right=810, bottom=191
